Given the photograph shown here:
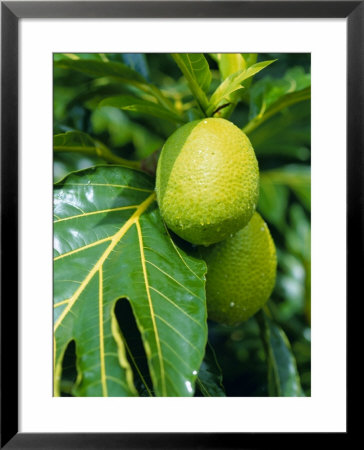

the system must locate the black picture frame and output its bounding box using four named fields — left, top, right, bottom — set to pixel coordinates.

left=1, top=1, right=358, bottom=448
